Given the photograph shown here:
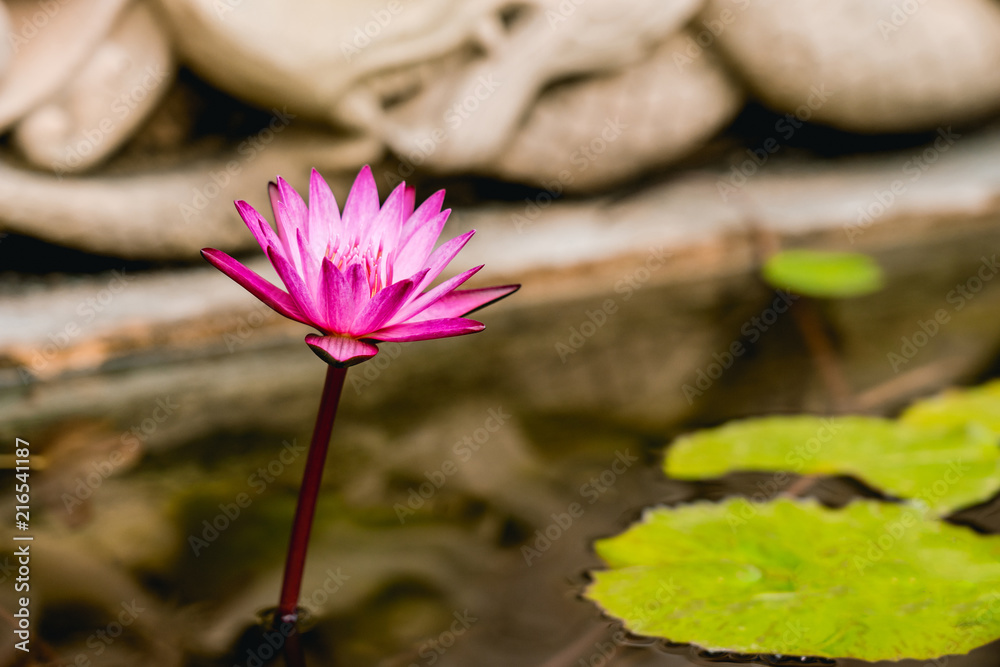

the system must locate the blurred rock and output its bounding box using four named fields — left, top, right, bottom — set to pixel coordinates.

left=491, top=30, right=744, bottom=190
left=371, top=0, right=704, bottom=175
left=705, top=0, right=1000, bottom=132
left=156, top=0, right=720, bottom=191
left=3, top=0, right=1000, bottom=256
left=13, top=1, right=175, bottom=174
left=154, top=0, right=517, bottom=124
left=0, top=128, right=379, bottom=258
left=0, top=0, right=131, bottom=129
